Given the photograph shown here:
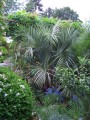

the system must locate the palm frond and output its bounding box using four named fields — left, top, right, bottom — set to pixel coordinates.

left=30, top=56, right=52, bottom=87
left=53, top=27, right=79, bottom=67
